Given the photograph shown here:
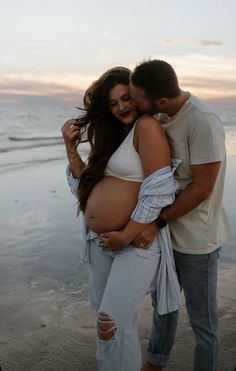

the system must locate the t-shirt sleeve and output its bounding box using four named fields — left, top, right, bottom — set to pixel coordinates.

left=188, top=113, right=226, bottom=165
